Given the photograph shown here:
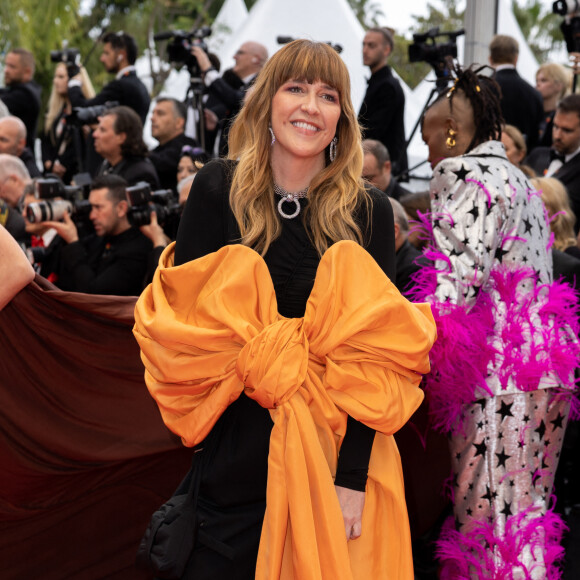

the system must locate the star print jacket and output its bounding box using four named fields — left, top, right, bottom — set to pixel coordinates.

left=411, top=141, right=580, bottom=432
